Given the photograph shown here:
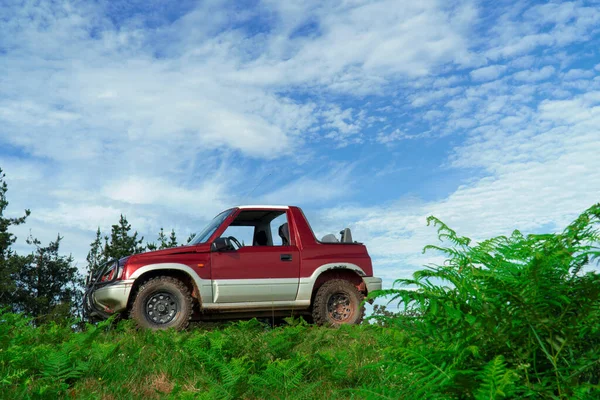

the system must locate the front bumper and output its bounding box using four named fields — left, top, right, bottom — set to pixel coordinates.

left=84, top=280, right=134, bottom=320
left=363, top=276, right=383, bottom=293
